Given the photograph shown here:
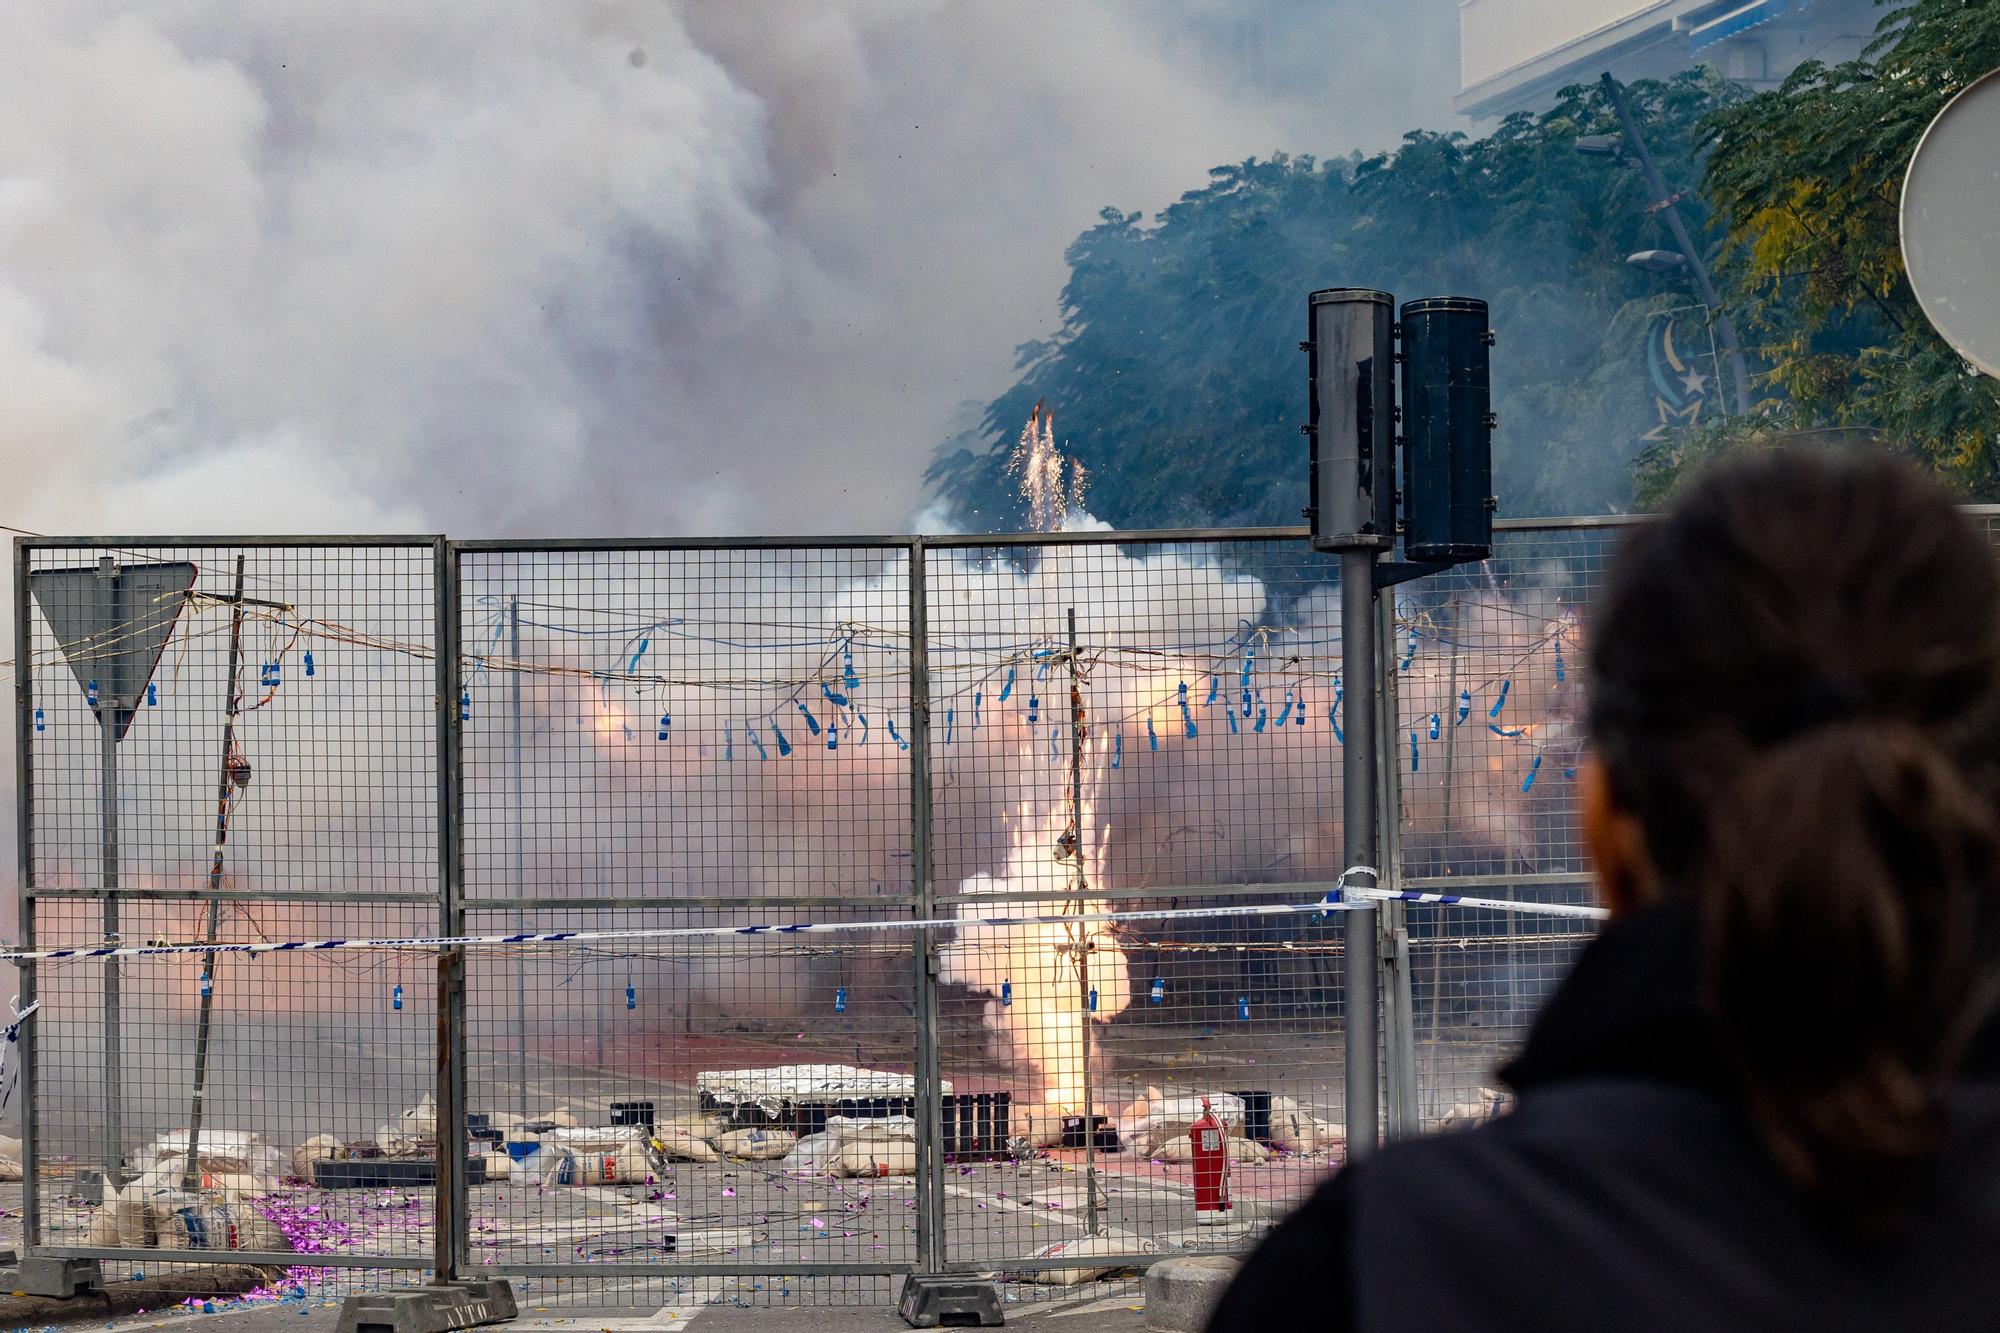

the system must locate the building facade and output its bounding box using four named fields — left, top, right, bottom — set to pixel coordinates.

left=1456, top=0, right=1881, bottom=119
